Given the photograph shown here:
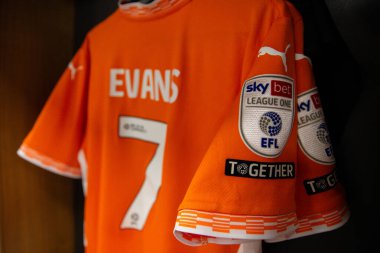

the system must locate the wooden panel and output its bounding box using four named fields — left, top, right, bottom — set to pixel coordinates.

left=0, top=1, right=76, bottom=253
